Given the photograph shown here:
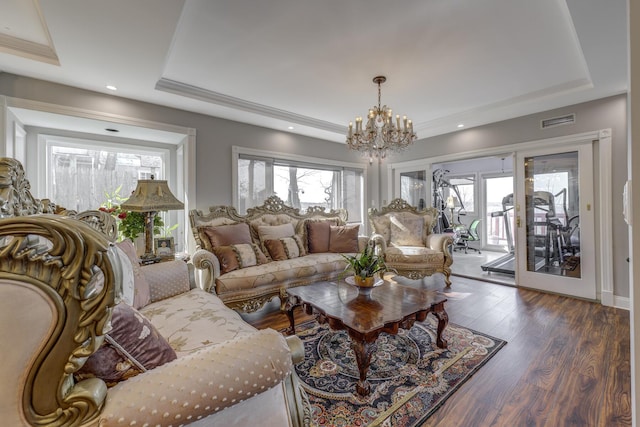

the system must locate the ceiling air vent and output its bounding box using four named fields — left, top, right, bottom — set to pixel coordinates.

left=541, top=114, right=575, bottom=129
